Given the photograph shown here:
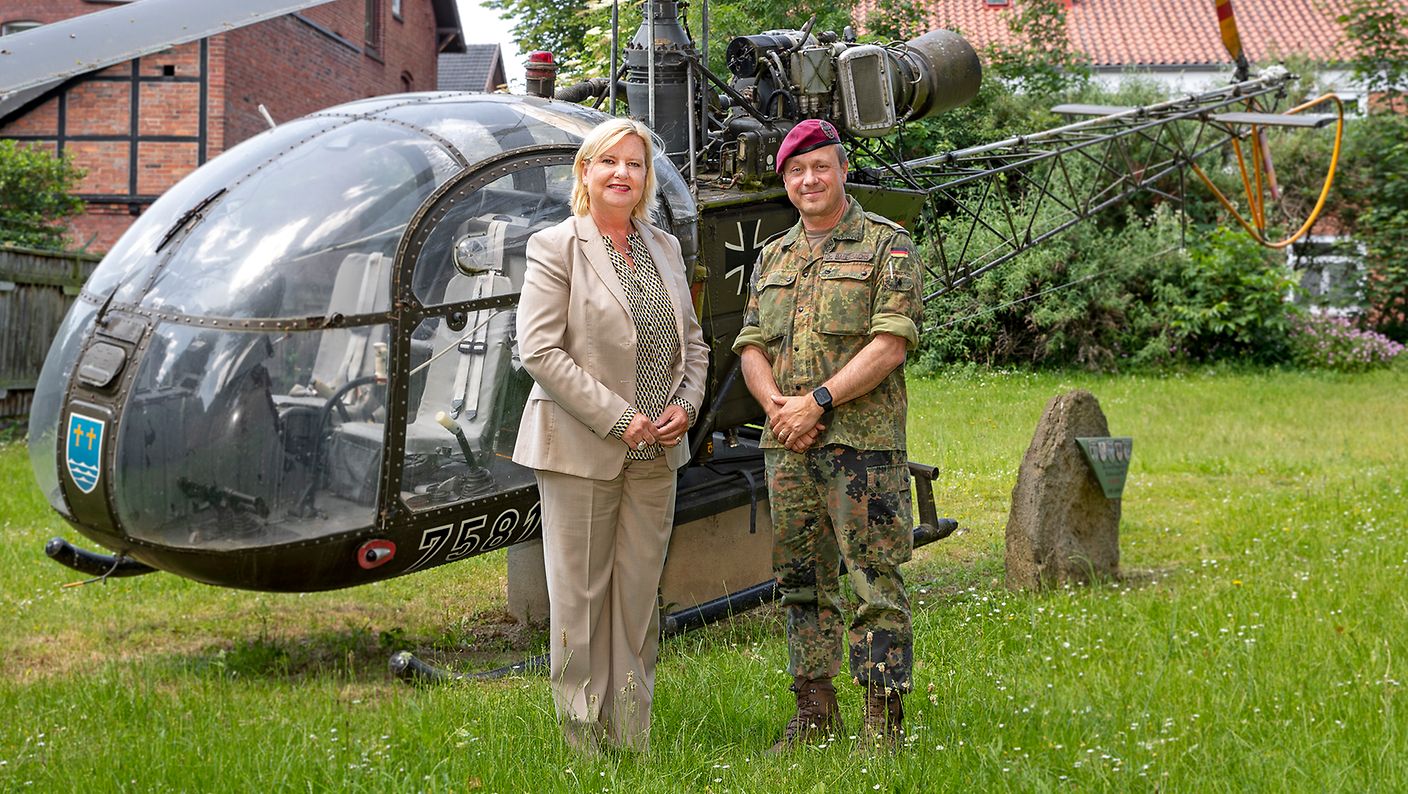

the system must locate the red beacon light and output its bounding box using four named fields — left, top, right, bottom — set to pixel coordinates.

left=525, top=51, right=558, bottom=99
